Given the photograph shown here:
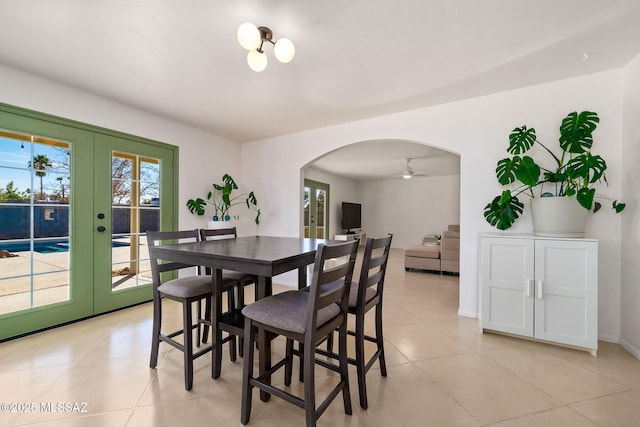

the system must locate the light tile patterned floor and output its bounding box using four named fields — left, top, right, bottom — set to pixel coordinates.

left=1, top=248, right=639, bottom=426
